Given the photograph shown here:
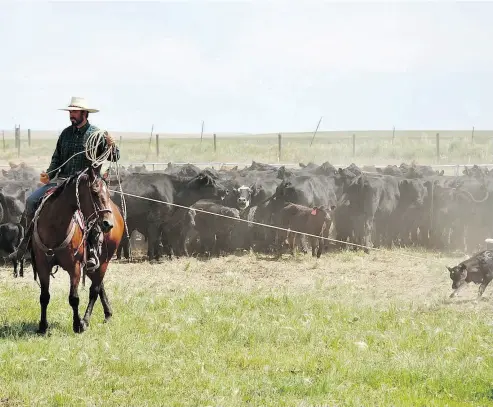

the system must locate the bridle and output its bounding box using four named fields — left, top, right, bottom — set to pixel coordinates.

left=76, top=168, right=113, bottom=232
